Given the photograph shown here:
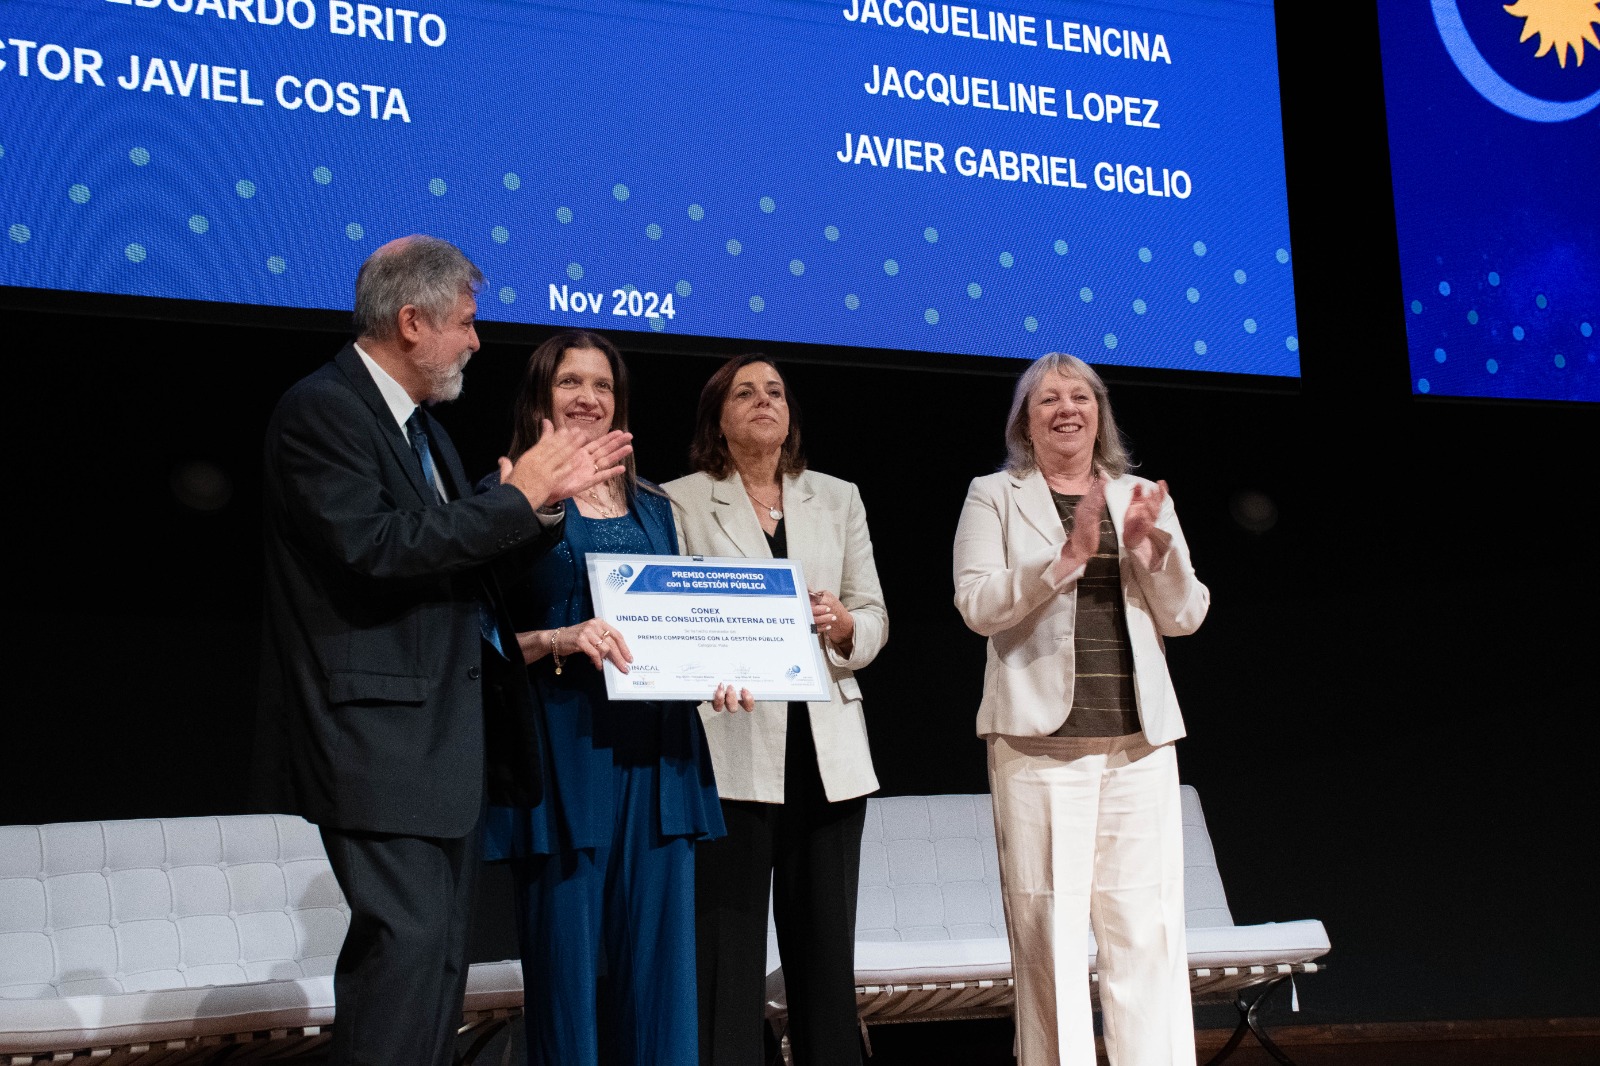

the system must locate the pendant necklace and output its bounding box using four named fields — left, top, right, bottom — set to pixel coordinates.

left=588, top=481, right=617, bottom=518
left=746, top=485, right=783, bottom=521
